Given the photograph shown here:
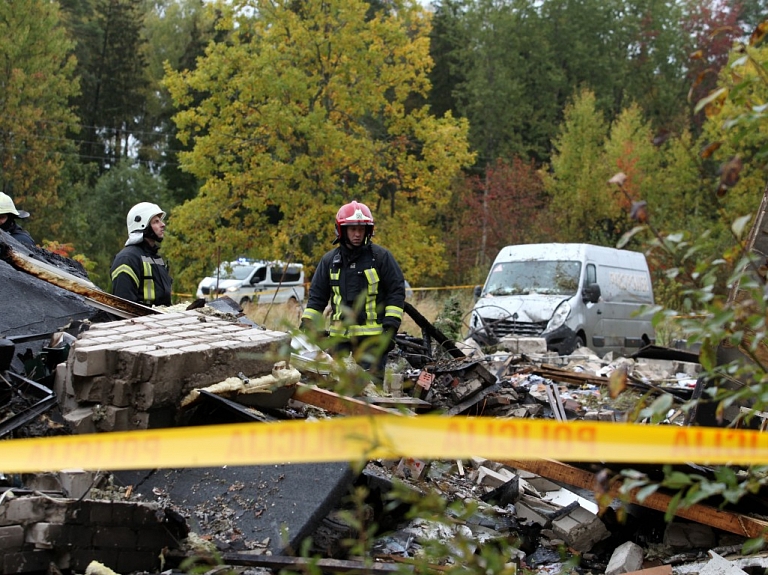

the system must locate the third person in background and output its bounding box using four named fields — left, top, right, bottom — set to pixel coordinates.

left=301, top=200, right=405, bottom=382
left=0, top=192, right=36, bottom=247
